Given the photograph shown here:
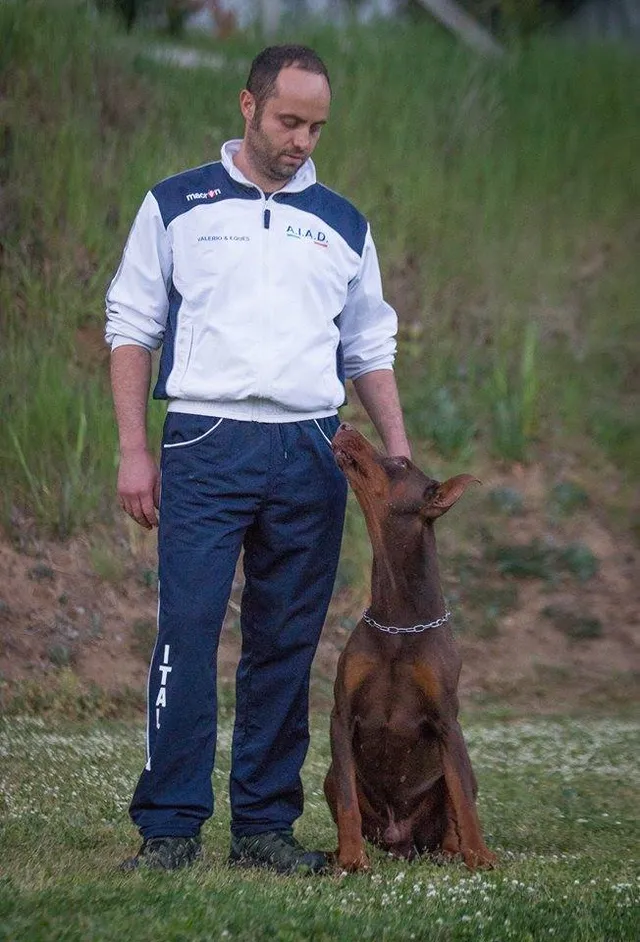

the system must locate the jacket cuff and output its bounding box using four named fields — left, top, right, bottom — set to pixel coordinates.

left=345, top=360, right=395, bottom=382
left=108, top=335, right=156, bottom=353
